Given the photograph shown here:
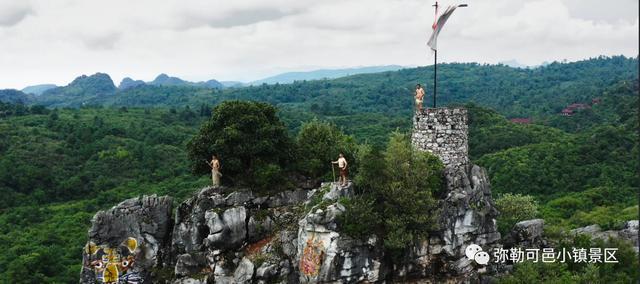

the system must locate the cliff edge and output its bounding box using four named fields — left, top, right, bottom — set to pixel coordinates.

left=80, top=107, right=506, bottom=283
